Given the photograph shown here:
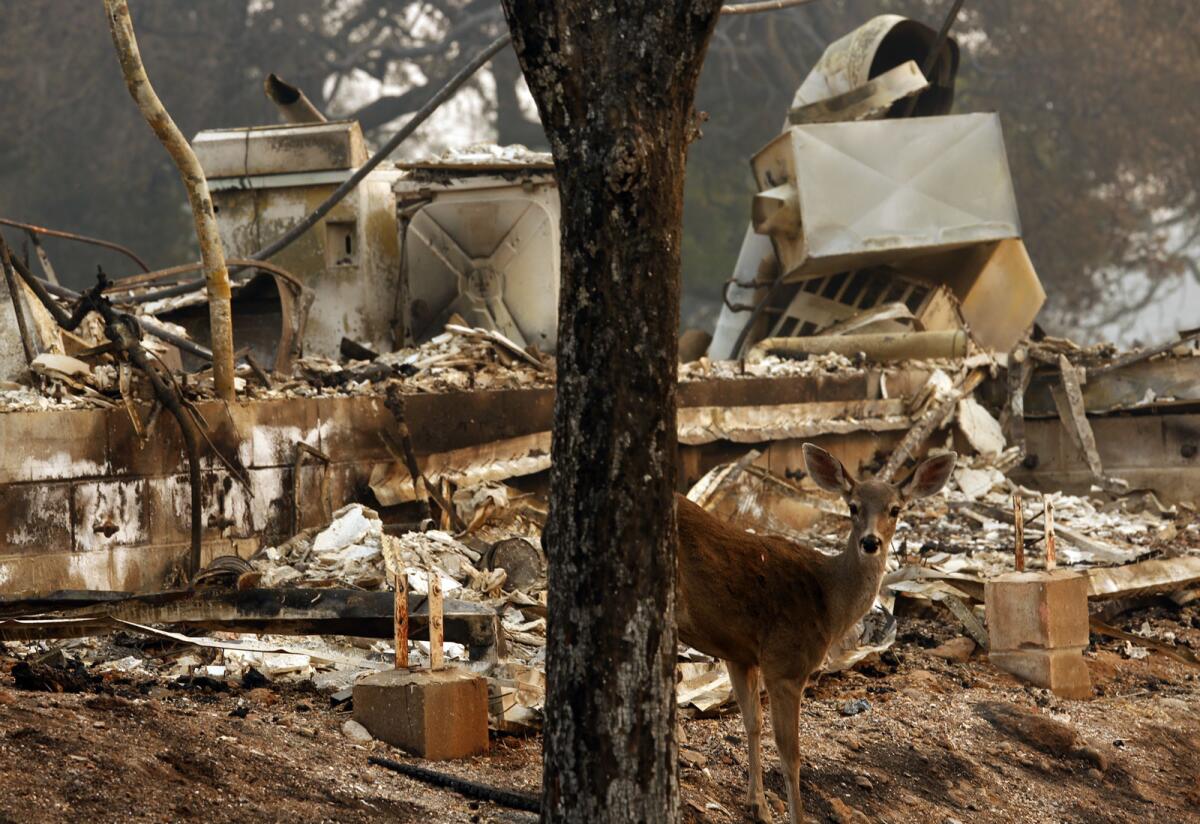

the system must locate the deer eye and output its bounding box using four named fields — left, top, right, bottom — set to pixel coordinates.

left=890, top=506, right=900, bottom=518
left=848, top=503, right=859, bottom=516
